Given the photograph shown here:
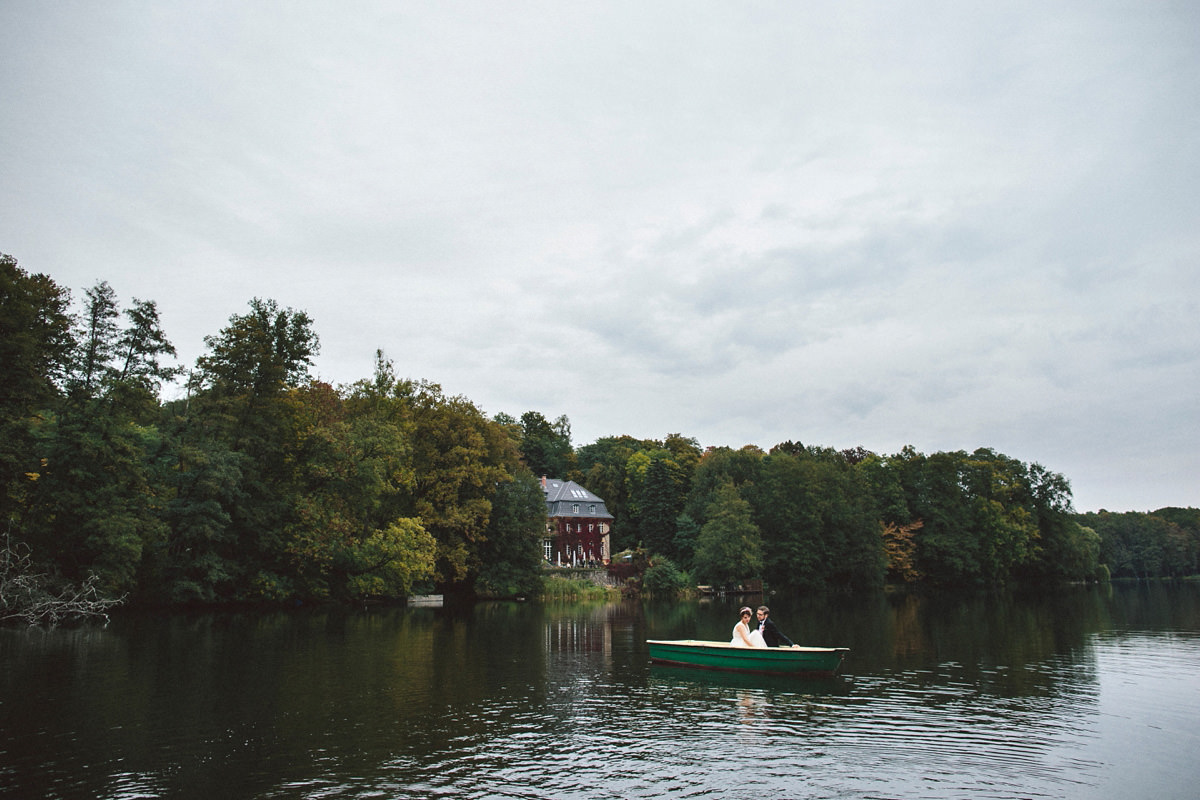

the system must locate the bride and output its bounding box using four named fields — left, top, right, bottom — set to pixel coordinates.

left=730, top=606, right=766, bottom=647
